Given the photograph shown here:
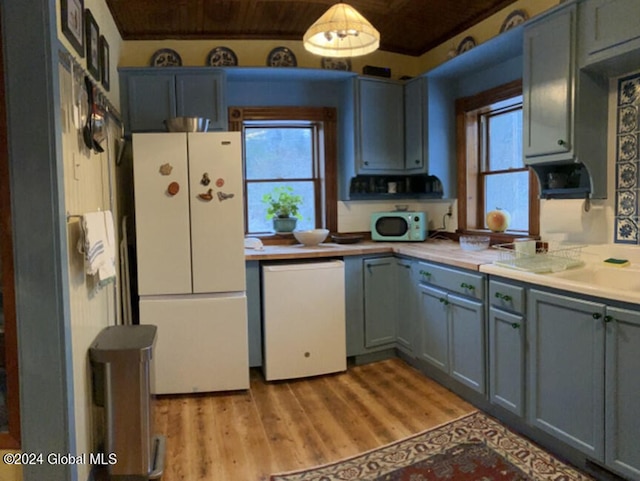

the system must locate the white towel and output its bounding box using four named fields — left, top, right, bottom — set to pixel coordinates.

left=80, top=211, right=116, bottom=285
